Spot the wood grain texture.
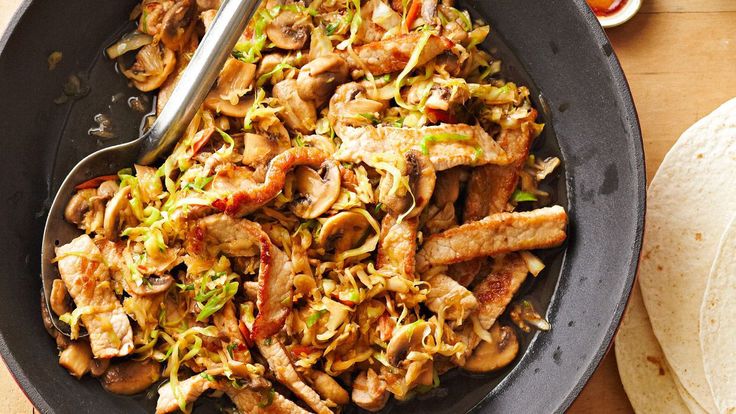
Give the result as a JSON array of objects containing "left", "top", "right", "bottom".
[
  {"left": 572, "top": 0, "right": 736, "bottom": 412},
  {"left": 0, "top": 0, "right": 734, "bottom": 413}
]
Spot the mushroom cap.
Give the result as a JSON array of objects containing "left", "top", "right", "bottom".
[
  {"left": 291, "top": 160, "right": 342, "bottom": 219},
  {"left": 100, "top": 359, "right": 162, "bottom": 395},
  {"left": 378, "top": 150, "right": 436, "bottom": 219},
  {"left": 103, "top": 186, "right": 131, "bottom": 240},
  {"left": 64, "top": 189, "right": 94, "bottom": 225},
  {"left": 463, "top": 324, "right": 519, "bottom": 373},
  {"left": 126, "top": 44, "right": 177, "bottom": 92},
  {"left": 296, "top": 55, "right": 349, "bottom": 104},
  {"left": 386, "top": 320, "right": 430, "bottom": 366},
  {"left": 266, "top": 10, "right": 312, "bottom": 50},
  {"left": 272, "top": 79, "right": 317, "bottom": 133},
  {"left": 317, "top": 211, "right": 372, "bottom": 253}
]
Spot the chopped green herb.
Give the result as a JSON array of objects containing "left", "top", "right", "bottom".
[
  {"left": 358, "top": 113, "right": 379, "bottom": 125},
  {"left": 512, "top": 190, "right": 538, "bottom": 202},
  {"left": 420, "top": 133, "right": 470, "bottom": 155},
  {"left": 305, "top": 310, "right": 327, "bottom": 328},
  {"left": 183, "top": 176, "right": 213, "bottom": 192},
  {"left": 176, "top": 283, "right": 194, "bottom": 292},
  {"left": 256, "top": 62, "right": 295, "bottom": 87},
  {"left": 199, "top": 372, "right": 215, "bottom": 382},
  {"left": 227, "top": 343, "right": 237, "bottom": 358},
  {"left": 374, "top": 202, "right": 383, "bottom": 215},
  {"left": 325, "top": 22, "right": 339, "bottom": 35}
]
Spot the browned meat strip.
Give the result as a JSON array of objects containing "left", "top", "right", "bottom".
[
  {"left": 156, "top": 374, "right": 215, "bottom": 414},
  {"left": 226, "top": 385, "right": 311, "bottom": 414},
  {"left": 416, "top": 206, "right": 567, "bottom": 270},
  {"left": 258, "top": 339, "right": 332, "bottom": 414},
  {"left": 334, "top": 123, "right": 509, "bottom": 171},
  {"left": 473, "top": 253, "right": 529, "bottom": 330},
  {"left": 212, "top": 147, "right": 328, "bottom": 216},
  {"left": 340, "top": 33, "right": 452, "bottom": 76},
  {"left": 377, "top": 215, "right": 419, "bottom": 278},
  {"left": 425, "top": 273, "right": 478, "bottom": 321},
  {"left": 464, "top": 119, "right": 536, "bottom": 221},
  {"left": 190, "top": 214, "right": 293, "bottom": 341},
  {"left": 55, "top": 235, "right": 134, "bottom": 358}
]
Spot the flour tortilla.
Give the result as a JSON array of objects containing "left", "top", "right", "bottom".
[
  {"left": 638, "top": 97, "right": 736, "bottom": 413},
  {"left": 672, "top": 370, "right": 709, "bottom": 414},
  {"left": 616, "top": 282, "right": 691, "bottom": 414},
  {"left": 700, "top": 215, "right": 736, "bottom": 413}
]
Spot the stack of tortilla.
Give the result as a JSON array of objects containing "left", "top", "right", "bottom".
[{"left": 616, "top": 98, "right": 736, "bottom": 413}]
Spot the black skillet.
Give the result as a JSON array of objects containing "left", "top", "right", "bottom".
[{"left": 0, "top": 1, "right": 644, "bottom": 413}]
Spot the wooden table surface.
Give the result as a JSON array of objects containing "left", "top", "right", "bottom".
[{"left": 1, "top": 0, "right": 735, "bottom": 412}]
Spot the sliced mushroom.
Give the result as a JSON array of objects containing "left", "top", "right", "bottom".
[
  {"left": 296, "top": 54, "right": 349, "bottom": 105},
  {"left": 317, "top": 211, "right": 372, "bottom": 253},
  {"left": 160, "top": 0, "right": 196, "bottom": 51},
  {"left": 378, "top": 150, "right": 436, "bottom": 219},
  {"left": 204, "top": 58, "right": 257, "bottom": 117},
  {"left": 123, "top": 43, "right": 177, "bottom": 92},
  {"left": 463, "top": 324, "right": 519, "bottom": 373},
  {"left": 100, "top": 359, "right": 161, "bottom": 395},
  {"left": 272, "top": 79, "right": 317, "bottom": 133},
  {"left": 291, "top": 160, "right": 341, "bottom": 219},
  {"left": 97, "top": 180, "right": 120, "bottom": 199},
  {"left": 41, "top": 292, "right": 69, "bottom": 349},
  {"left": 386, "top": 320, "right": 430, "bottom": 366},
  {"left": 64, "top": 189, "right": 94, "bottom": 225},
  {"left": 266, "top": 10, "right": 311, "bottom": 50},
  {"left": 50, "top": 279, "right": 71, "bottom": 317},
  {"left": 352, "top": 369, "right": 389, "bottom": 412},
  {"left": 328, "top": 83, "right": 386, "bottom": 127},
  {"left": 126, "top": 274, "right": 174, "bottom": 296},
  {"left": 103, "top": 186, "right": 131, "bottom": 240},
  {"left": 59, "top": 341, "right": 93, "bottom": 379},
  {"left": 90, "top": 358, "right": 111, "bottom": 377},
  {"left": 241, "top": 129, "right": 290, "bottom": 168},
  {"left": 306, "top": 369, "right": 349, "bottom": 405}
]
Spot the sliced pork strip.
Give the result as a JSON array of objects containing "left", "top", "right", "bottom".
[
  {"left": 416, "top": 206, "right": 567, "bottom": 270},
  {"left": 376, "top": 215, "right": 419, "bottom": 278},
  {"left": 334, "top": 123, "right": 509, "bottom": 171},
  {"left": 424, "top": 273, "right": 478, "bottom": 322},
  {"left": 156, "top": 374, "right": 215, "bottom": 414},
  {"left": 464, "top": 120, "right": 535, "bottom": 221},
  {"left": 212, "top": 147, "right": 328, "bottom": 217},
  {"left": 55, "top": 234, "right": 134, "bottom": 359},
  {"left": 191, "top": 214, "right": 294, "bottom": 341},
  {"left": 340, "top": 32, "right": 452, "bottom": 76},
  {"left": 473, "top": 253, "right": 529, "bottom": 330},
  {"left": 258, "top": 339, "right": 332, "bottom": 414},
  {"left": 226, "top": 385, "right": 312, "bottom": 414}
]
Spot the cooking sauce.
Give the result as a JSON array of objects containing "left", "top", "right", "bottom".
[{"left": 586, "top": 0, "right": 627, "bottom": 17}]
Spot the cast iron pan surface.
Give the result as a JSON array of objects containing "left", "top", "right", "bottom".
[{"left": 0, "top": 1, "right": 644, "bottom": 413}]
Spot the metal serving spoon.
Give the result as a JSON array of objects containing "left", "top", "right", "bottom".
[{"left": 40, "top": 0, "right": 261, "bottom": 337}]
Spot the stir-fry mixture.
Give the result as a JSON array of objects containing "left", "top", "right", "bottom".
[{"left": 44, "top": 0, "right": 568, "bottom": 412}]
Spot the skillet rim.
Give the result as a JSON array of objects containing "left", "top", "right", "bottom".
[{"left": 0, "top": 0, "right": 646, "bottom": 412}]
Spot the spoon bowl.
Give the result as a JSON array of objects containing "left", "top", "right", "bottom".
[{"left": 40, "top": 0, "right": 262, "bottom": 336}]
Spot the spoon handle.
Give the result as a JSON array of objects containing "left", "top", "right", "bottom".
[{"left": 137, "top": 0, "right": 261, "bottom": 165}]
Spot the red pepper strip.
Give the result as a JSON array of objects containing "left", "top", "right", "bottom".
[
  {"left": 330, "top": 292, "right": 357, "bottom": 307},
  {"left": 238, "top": 320, "right": 255, "bottom": 348},
  {"left": 74, "top": 174, "right": 119, "bottom": 190},
  {"left": 290, "top": 345, "right": 315, "bottom": 357},
  {"left": 426, "top": 108, "right": 457, "bottom": 124},
  {"left": 405, "top": 0, "right": 422, "bottom": 31},
  {"left": 191, "top": 127, "right": 216, "bottom": 155}
]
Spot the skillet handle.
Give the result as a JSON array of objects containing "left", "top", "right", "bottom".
[{"left": 136, "top": 0, "right": 261, "bottom": 165}]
